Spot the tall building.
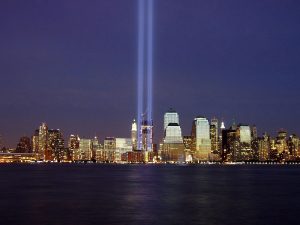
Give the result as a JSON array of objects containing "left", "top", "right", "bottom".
[
  {"left": 38, "top": 122, "right": 48, "bottom": 161},
  {"left": 164, "top": 123, "right": 183, "bottom": 144},
  {"left": 115, "top": 138, "right": 132, "bottom": 161},
  {"left": 104, "top": 137, "right": 116, "bottom": 150},
  {"left": 191, "top": 116, "right": 211, "bottom": 161},
  {"left": 164, "top": 108, "right": 180, "bottom": 131},
  {"left": 69, "top": 134, "right": 80, "bottom": 161},
  {"left": 163, "top": 109, "right": 183, "bottom": 143},
  {"left": 276, "top": 130, "right": 288, "bottom": 154},
  {"left": 258, "top": 133, "right": 270, "bottom": 161},
  {"left": 48, "top": 129, "right": 64, "bottom": 162},
  {"left": 162, "top": 109, "right": 185, "bottom": 162},
  {"left": 210, "top": 118, "right": 218, "bottom": 153},
  {"left": 131, "top": 119, "right": 137, "bottom": 150},
  {"left": 288, "top": 134, "right": 299, "bottom": 159},
  {"left": 32, "top": 129, "right": 39, "bottom": 155},
  {"left": 79, "top": 138, "right": 92, "bottom": 161},
  {"left": 140, "top": 119, "right": 153, "bottom": 151},
  {"left": 236, "top": 125, "right": 252, "bottom": 161},
  {"left": 92, "top": 136, "right": 101, "bottom": 161},
  {"left": 99, "top": 137, "right": 117, "bottom": 162}
]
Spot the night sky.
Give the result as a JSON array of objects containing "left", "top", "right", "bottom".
[{"left": 1, "top": 0, "right": 300, "bottom": 147}]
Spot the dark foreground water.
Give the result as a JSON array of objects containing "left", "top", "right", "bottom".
[{"left": 0, "top": 164, "right": 299, "bottom": 225}]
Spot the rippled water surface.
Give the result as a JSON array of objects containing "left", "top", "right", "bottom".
[{"left": 0, "top": 164, "right": 299, "bottom": 225}]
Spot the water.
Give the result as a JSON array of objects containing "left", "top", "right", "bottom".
[{"left": 0, "top": 164, "right": 299, "bottom": 225}]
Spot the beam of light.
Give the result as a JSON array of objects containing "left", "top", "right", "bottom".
[
  {"left": 137, "top": 0, "right": 145, "bottom": 150},
  {"left": 146, "top": 0, "right": 153, "bottom": 150}
]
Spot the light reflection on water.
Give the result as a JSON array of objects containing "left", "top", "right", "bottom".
[{"left": 0, "top": 164, "right": 299, "bottom": 225}]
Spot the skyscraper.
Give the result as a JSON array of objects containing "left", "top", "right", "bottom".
[
  {"left": 48, "top": 129, "right": 64, "bottom": 162},
  {"left": 236, "top": 125, "right": 252, "bottom": 161},
  {"left": 79, "top": 138, "right": 92, "bottom": 161},
  {"left": 191, "top": 116, "right": 211, "bottom": 161},
  {"left": 258, "top": 133, "right": 270, "bottom": 161},
  {"left": 69, "top": 134, "right": 80, "bottom": 161},
  {"left": 210, "top": 118, "right": 218, "bottom": 154},
  {"left": 140, "top": 119, "right": 153, "bottom": 151},
  {"left": 38, "top": 122, "right": 48, "bottom": 161},
  {"left": 162, "top": 109, "right": 185, "bottom": 162},
  {"left": 131, "top": 119, "right": 137, "bottom": 150},
  {"left": 163, "top": 109, "right": 183, "bottom": 144},
  {"left": 164, "top": 108, "right": 180, "bottom": 131}
]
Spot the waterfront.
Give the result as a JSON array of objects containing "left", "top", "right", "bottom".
[{"left": 0, "top": 164, "right": 299, "bottom": 225}]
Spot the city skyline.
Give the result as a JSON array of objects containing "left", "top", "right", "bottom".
[
  {"left": 2, "top": 108, "right": 300, "bottom": 163},
  {"left": 1, "top": 0, "right": 300, "bottom": 147}
]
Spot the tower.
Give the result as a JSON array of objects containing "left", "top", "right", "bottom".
[
  {"left": 163, "top": 109, "right": 183, "bottom": 144},
  {"left": 38, "top": 122, "right": 48, "bottom": 161},
  {"left": 131, "top": 119, "right": 137, "bottom": 150},
  {"left": 137, "top": 0, "right": 154, "bottom": 151},
  {"left": 210, "top": 118, "right": 218, "bottom": 153},
  {"left": 191, "top": 116, "right": 211, "bottom": 161},
  {"left": 162, "top": 108, "right": 185, "bottom": 162}
]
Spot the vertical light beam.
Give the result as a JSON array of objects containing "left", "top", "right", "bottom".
[
  {"left": 137, "top": 0, "right": 145, "bottom": 150},
  {"left": 146, "top": 0, "right": 153, "bottom": 150}
]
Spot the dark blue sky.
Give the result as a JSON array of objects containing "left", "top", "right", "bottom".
[{"left": 1, "top": 0, "right": 300, "bottom": 147}]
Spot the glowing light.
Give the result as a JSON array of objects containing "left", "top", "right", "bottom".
[
  {"left": 146, "top": 0, "right": 153, "bottom": 149},
  {"left": 137, "top": 0, "right": 145, "bottom": 150},
  {"left": 137, "top": 0, "right": 154, "bottom": 151}
]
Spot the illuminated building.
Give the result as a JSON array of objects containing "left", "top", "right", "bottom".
[
  {"left": 0, "top": 153, "right": 36, "bottom": 163},
  {"left": 140, "top": 119, "right": 153, "bottom": 151},
  {"left": 163, "top": 109, "right": 183, "bottom": 143},
  {"left": 276, "top": 130, "right": 288, "bottom": 154},
  {"left": 79, "top": 138, "right": 92, "bottom": 161},
  {"left": 210, "top": 118, "right": 219, "bottom": 153},
  {"left": 104, "top": 137, "right": 116, "bottom": 150},
  {"left": 210, "top": 123, "right": 218, "bottom": 153},
  {"left": 269, "top": 138, "right": 278, "bottom": 160},
  {"left": 131, "top": 119, "right": 137, "bottom": 150},
  {"left": 38, "top": 122, "right": 48, "bottom": 161},
  {"left": 48, "top": 129, "right": 64, "bottom": 162},
  {"left": 69, "top": 134, "right": 80, "bottom": 161},
  {"left": 275, "top": 130, "right": 289, "bottom": 161},
  {"left": 15, "top": 136, "right": 31, "bottom": 153},
  {"left": 92, "top": 136, "right": 102, "bottom": 161},
  {"left": 115, "top": 138, "right": 132, "bottom": 161},
  {"left": 164, "top": 108, "right": 180, "bottom": 131},
  {"left": 236, "top": 125, "right": 252, "bottom": 161},
  {"left": 258, "top": 133, "right": 270, "bottom": 161},
  {"left": 164, "top": 123, "right": 183, "bottom": 144},
  {"left": 161, "top": 109, "right": 185, "bottom": 162},
  {"left": 251, "top": 125, "right": 259, "bottom": 160},
  {"left": 32, "top": 129, "right": 39, "bottom": 154},
  {"left": 183, "top": 136, "right": 192, "bottom": 151},
  {"left": 288, "top": 134, "right": 299, "bottom": 159},
  {"left": 222, "top": 124, "right": 252, "bottom": 162},
  {"left": 96, "top": 137, "right": 116, "bottom": 162},
  {"left": 163, "top": 123, "right": 184, "bottom": 162},
  {"left": 191, "top": 116, "right": 211, "bottom": 161}
]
